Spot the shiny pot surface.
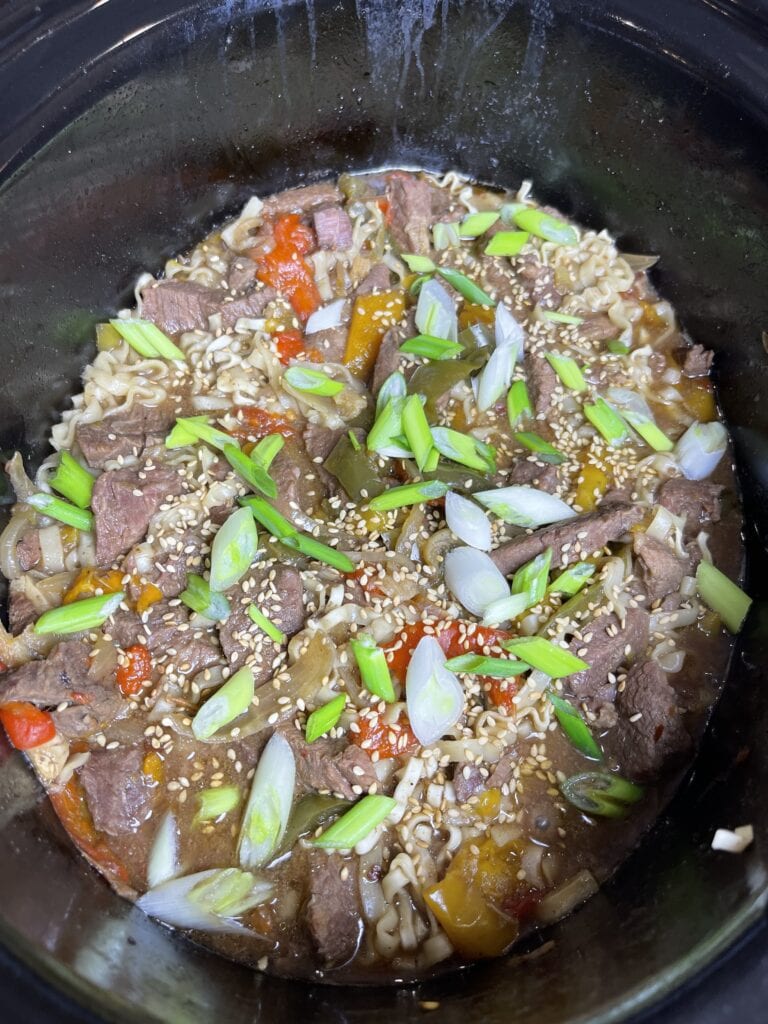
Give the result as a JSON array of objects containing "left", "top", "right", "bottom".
[{"left": 0, "top": 1, "right": 767, "bottom": 1020}]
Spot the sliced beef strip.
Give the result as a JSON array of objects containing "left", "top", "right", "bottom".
[
  {"left": 508, "top": 458, "right": 560, "bottom": 494},
  {"left": 80, "top": 747, "right": 156, "bottom": 836},
  {"left": 0, "top": 639, "right": 124, "bottom": 739},
  {"left": 355, "top": 263, "right": 393, "bottom": 295},
  {"left": 262, "top": 182, "right": 343, "bottom": 217},
  {"left": 308, "top": 325, "right": 349, "bottom": 363},
  {"left": 486, "top": 750, "right": 517, "bottom": 791},
  {"left": 613, "top": 660, "right": 691, "bottom": 780},
  {"left": 280, "top": 726, "right": 377, "bottom": 800},
  {"left": 566, "top": 607, "right": 650, "bottom": 709},
  {"left": 518, "top": 258, "right": 561, "bottom": 309},
  {"left": 371, "top": 326, "right": 404, "bottom": 396},
  {"left": 452, "top": 762, "right": 487, "bottom": 803},
  {"left": 305, "top": 849, "right": 363, "bottom": 967},
  {"left": 385, "top": 171, "right": 452, "bottom": 254},
  {"left": 91, "top": 463, "right": 185, "bottom": 566},
  {"left": 218, "top": 564, "right": 305, "bottom": 679},
  {"left": 216, "top": 285, "right": 277, "bottom": 328},
  {"left": 140, "top": 280, "right": 220, "bottom": 336},
  {"left": 227, "top": 258, "right": 258, "bottom": 294},
  {"left": 303, "top": 422, "right": 345, "bottom": 462},
  {"left": 681, "top": 343, "right": 714, "bottom": 378},
  {"left": 271, "top": 443, "right": 330, "bottom": 524},
  {"left": 109, "top": 601, "right": 221, "bottom": 678},
  {"left": 124, "top": 529, "right": 206, "bottom": 601},
  {"left": 313, "top": 205, "right": 353, "bottom": 250},
  {"left": 578, "top": 315, "right": 619, "bottom": 342},
  {"left": 632, "top": 533, "right": 685, "bottom": 602},
  {"left": 16, "top": 531, "right": 41, "bottom": 571},
  {"left": 525, "top": 351, "right": 559, "bottom": 421},
  {"left": 76, "top": 401, "right": 178, "bottom": 469},
  {"left": 8, "top": 589, "right": 37, "bottom": 635},
  {"left": 658, "top": 478, "right": 722, "bottom": 531},
  {"left": 491, "top": 502, "right": 644, "bottom": 576}
]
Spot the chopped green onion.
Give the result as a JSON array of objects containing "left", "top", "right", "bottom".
[
  {"left": 607, "top": 340, "right": 630, "bottom": 355},
  {"left": 459, "top": 211, "right": 500, "bottom": 237},
  {"left": 444, "top": 654, "right": 527, "bottom": 678},
  {"left": 507, "top": 380, "right": 533, "bottom": 427},
  {"left": 350, "top": 634, "right": 396, "bottom": 702},
  {"left": 423, "top": 447, "right": 440, "bottom": 472},
  {"left": 250, "top": 433, "right": 284, "bottom": 470},
  {"left": 49, "top": 452, "right": 93, "bottom": 509},
  {"left": 284, "top": 366, "right": 344, "bottom": 397},
  {"left": 696, "top": 561, "right": 752, "bottom": 634},
  {"left": 484, "top": 230, "right": 529, "bottom": 256},
  {"left": 546, "top": 692, "right": 603, "bottom": 760},
  {"left": 110, "top": 318, "right": 185, "bottom": 361},
  {"left": 481, "top": 592, "right": 530, "bottom": 626},
  {"left": 512, "top": 208, "right": 578, "bottom": 245},
  {"left": 503, "top": 636, "right": 589, "bottom": 678},
  {"left": 239, "top": 495, "right": 294, "bottom": 539},
  {"left": 180, "top": 574, "right": 231, "bottom": 622},
  {"left": 281, "top": 533, "right": 355, "bottom": 572},
  {"left": 499, "top": 202, "right": 526, "bottom": 224},
  {"left": 432, "top": 427, "right": 497, "bottom": 474},
  {"left": 305, "top": 694, "right": 347, "bottom": 744},
  {"left": 560, "top": 771, "right": 643, "bottom": 817},
  {"left": 399, "top": 335, "right": 464, "bottom": 360},
  {"left": 402, "top": 394, "right": 435, "bottom": 472},
  {"left": 548, "top": 562, "right": 596, "bottom": 597},
  {"left": 368, "top": 479, "right": 449, "bottom": 512},
  {"left": 416, "top": 279, "right": 459, "bottom": 342},
  {"left": 376, "top": 371, "right": 407, "bottom": 415},
  {"left": 33, "top": 591, "right": 124, "bottom": 636},
  {"left": 192, "top": 665, "right": 255, "bottom": 740},
  {"left": 194, "top": 786, "right": 241, "bottom": 824},
  {"left": 222, "top": 443, "right": 276, "bottom": 498},
  {"left": 408, "top": 274, "right": 432, "bottom": 295},
  {"left": 512, "top": 548, "right": 553, "bottom": 608},
  {"left": 165, "top": 416, "right": 233, "bottom": 452},
  {"left": 542, "top": 311, "right": 584, "bottom": 326},
  {"left": 238, "top": 732, "right": 295, "bottom": 869},
  {"left": 474, "top": 485, "right": 576, "bottom": 528},
  {"left": 348, "top": 431, "right": 362, "bottom": 452},
  {"left": 583, "top": 398, "right": 631, "bottom": 446},
  {"left": 432, "top": 222, "right": 461, "bottom": 250},
  {"left": 26, "top": 494, "right": 93, "bottom": 532},
  {"left": 401, "top": 253, "right": 436, "bottom": 273},
  {"left": 312, "top": 794, "right": 397, "bottom": 849},
  {"left": 208, "top": 507, "right": 259, "bottom": 593},
  {"left": 546, "top": 353, "right": 588, "bottom": 393},
  {"left": 605, "top": 388, "right": 673, "bottom": 452},
  {"left": 435, "top": 266, "right": 495, "bottom": 307},
  {"left": 367, "top": 397, "right": 408, "bottom": 456},
  {"left": 633, "top": 421, "right": 674, "bottom": 452},
  {"left": 514, "top": 432, "right": 566, "bottom": 465},
  {"left": 247, "top": 603, "right": 286, "bottom": 645}
]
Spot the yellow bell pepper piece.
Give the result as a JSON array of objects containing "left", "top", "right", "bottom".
[
  {"left": 63, "top": 568, "right": 124, "bottom": 605},
  {"left": 344, "top": 290, "right": 406, "bottom": 378},
  {"left": 574, "top": 461, "right": 608, "bottom": 513},
  {"left": 135, "top": 582, "right": 163, "bottom": 615}
]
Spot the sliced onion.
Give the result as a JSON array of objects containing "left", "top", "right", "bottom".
[
  {"left": 534, "top": 869, "right": 599, "bottom": 925},
  {"left": 475, "top": 485, "right": 576, "bottom": 528},
  {"left": 495, "top": 303, "right": 525, "bottom": 359},
  {"left": 476, "top": 343, "right": 516, "bottom": 412},
  {"left": 445, "top": 492, "right": 492, "bottom": 551},
  {"left": 674, "top": 421, "right": 727, "bottom": 481},
  {"left": 415, "top": 279, "right": 457, "bottom": 342},
  {"left": 137, "top": 868, "right": 273, "bottom": 934},
  {"left": 238, "top": 732, "right": 296, "bottom": 869},
  {"left": 221, "top": 196, "right": 264, "bottom": 249},
  {"left": 147, "top": 811, "right": 179, "bottom": 889},
  {"left": 405, "top": 636, "right": 465, "bottom": 746},
  {"left": 645, "top": 505, "right": 688, "bottom": 558},
  {"left": 305, "top": 298, "right": 347, "bottom": 335},
  {"left": 444, "top": 546, "right": 509, "bottom": 616}
]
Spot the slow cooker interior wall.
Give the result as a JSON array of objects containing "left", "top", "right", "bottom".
[{"left": 0, "top": 2, "right": 766, "bottom": 1021}]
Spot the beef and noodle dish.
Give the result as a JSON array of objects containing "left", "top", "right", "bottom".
[{"left": 0, "top": 171, "right": 750, "bottom": 981}]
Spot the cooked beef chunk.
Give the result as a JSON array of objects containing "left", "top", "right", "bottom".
[
  {"left": 92, "top": 463, "right": 185, "bottom": 566},
  {"left": 217, "top": 285, "right": 276, "bottom": 328},
  {"left": 262, "top": 182, "right": 343, "bottom": 217},
  {"left": 487, "top": 750, "right": 517, "bottom": 791},
  {"left": 614, "top": 660, "right": 691, "bottom": 780},
  {"left": 80, "top": 747, "right": 156, "bottom": 836},
  {"left": 525, "top": 351, "right": 559, "bottom": 420},
  {"left": 371, "top": 326, "right": 404, "bottom": 395},
  {"left": 566, "top": 608, "right": 650, "bottom": 709},
  {"left": 77, "top": 402, "right": 177, "bottom": 469},
  {"left": 125, "top": 530, "right": 206, "bottom": 600},
  {"left": 453, "top": 762, "right": 486, "bottom": 803},
  {"left": 110, "top": 601, "right": 220, "bottom": 678},
  {"left": 8, "top": 588, "right": 37, "bottom": 635},
  {"left": 578, "top": 315, "right": 619, "bottom": 342},
  {"left": 16, "top": 531, "right": 41, "bottom": 571},
  {"left": 681, "top": 343, "right": 714, "bottom": 378},
  {"left": 308, "top": 325, "right": 349, "bottom": 362},
  {"left": 313, "top": 206, "right": 353, "bottom": 250},
  {"left": 491, "top": 502, "right": 644, "bottom": 576},
  {"left": 140, "top": 280, "right": 220, "bottom": 336},
  {"left": 658, "top": 478, "right": 722, "bottom": 530},
  {"left": 519, "top": 259, "right": 561, "bottom": 309},
  {"left": 508, "top": 458, "right": 560, "bottom": 494},
  {"left": 0, "top": 639, "right": 124, "bottom": 739},
  {"left": 271, "top": 443, "right": 329, "bottom": 524},
  {"left": 227, "top": 258, "right": 258, "bottom": 294},
  {"left": 218, "top": 565, "right": 305, "bottom": 678},
  {"left": 355, "top": 263, "right": 393, "bottom": 295},
  {"left": 386, "top": 172, "right": 451, "bottom": 254},
  {"left": 303, "top": 422, "right": 345, "bottom": 462},
  {"left": 306, "top": 850, "right": 363, "bottom": 966},
  {"left": 633, "top": 533, "right": 684, "bottom": 602},
  {"left": 281, "top": 726, "right": 377, "bottom": 799}
]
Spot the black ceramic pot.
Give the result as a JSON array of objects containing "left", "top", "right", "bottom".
[{"left": 1, "top": 1, "right": 767, "bottom": 1021}]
